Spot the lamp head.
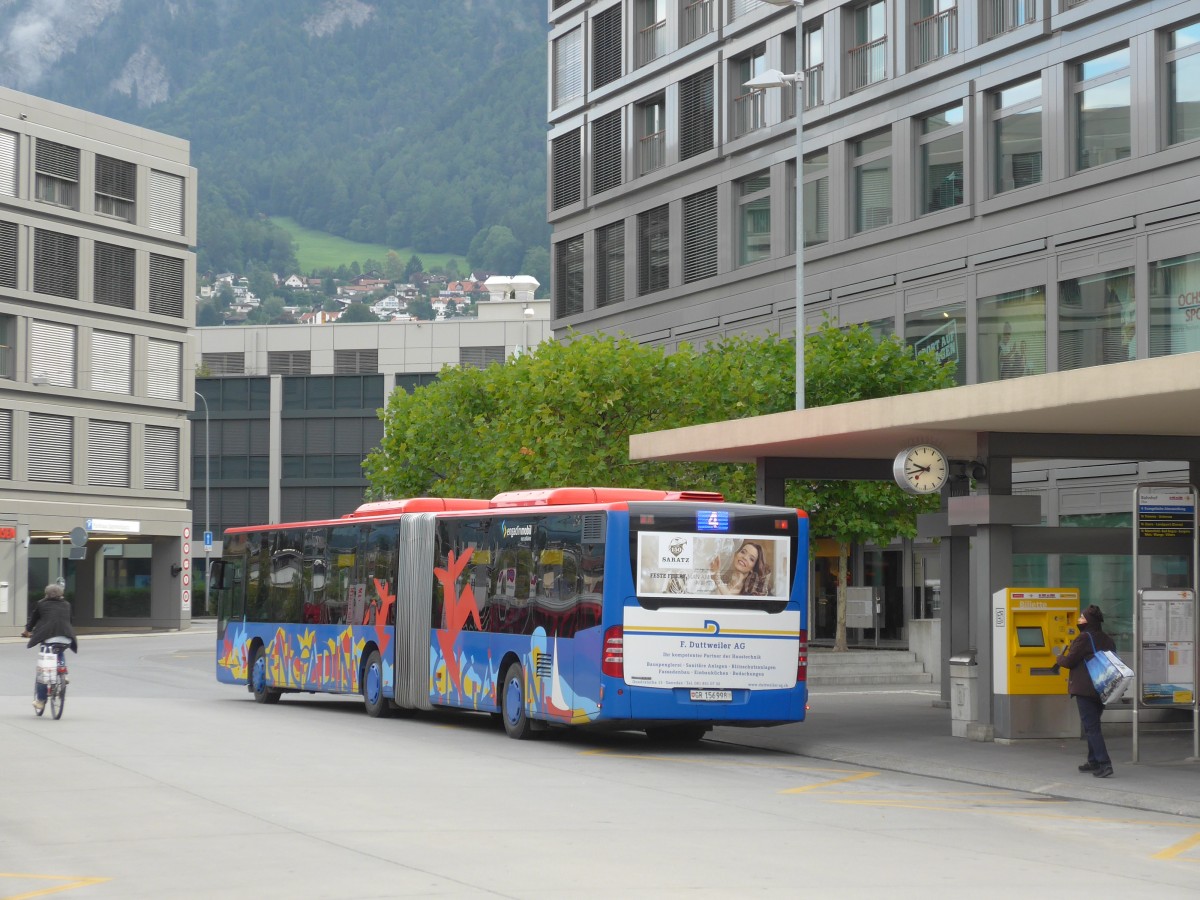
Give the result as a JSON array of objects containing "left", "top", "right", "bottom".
[
  {"left": 744, "top": 68, "right": 802, "bottom": 91},
  {"left": 523, "top": 305, "right": 535, "bottom": 319}
]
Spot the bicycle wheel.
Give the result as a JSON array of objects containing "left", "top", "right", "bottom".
[
  {"left": 50, "top": 678, "right": 66, "bottom": 720},
  {"left": 34, "top": 686, "right": 45, "bottom": 717}
]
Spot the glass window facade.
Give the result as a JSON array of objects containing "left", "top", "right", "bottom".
[
  {"left": 905, "top": 302, "right": 966, "bottom": 385},
  {"left": 737, "top": 171, "right": 771, "bottom": 265},
  {"left": 1167, "top": 22, "right": 1200, "bottom": 145},
  {"left": 1074, "top": 47, "right": 1131, "bottom": 171},
  {"left": 1058, "top": 268, "right": 1135, "bottom": 370},
  {"left": 919, "top": 106, "right": 964, "bottom": 214},
  {"left": 978, "top": 287, "right": 1046, "bottom": 382},
  {"left": 993, "top": 77, "right": 1042, "bottom": 193},
  {"left": 803, "top": 150, "right": 829, "bottom": 247},
  {"left": 1149, "top": 252, "right": 1200, "bottom": 357},
  {"left": 854, "top": 130, "right": 892, "bottom": 232}
]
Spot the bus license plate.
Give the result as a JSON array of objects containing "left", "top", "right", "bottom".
[{"left": 690, "top": 690, "right": 732, "bottom": 702}]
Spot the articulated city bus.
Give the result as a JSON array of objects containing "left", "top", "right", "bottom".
[{"left": 212, "top": 487, "right": 809, "bottom": 740}]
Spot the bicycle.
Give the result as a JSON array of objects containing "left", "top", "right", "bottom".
[{"left": 34, "top": 640, "right": 70, "bottom": 720}]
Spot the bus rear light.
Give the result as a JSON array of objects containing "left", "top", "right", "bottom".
[
  {"left": 602, "top": 626, "right": 624, "bottom": 678},
  {"left": 797, "top": 629, "right": 808, "bottom": 682}
]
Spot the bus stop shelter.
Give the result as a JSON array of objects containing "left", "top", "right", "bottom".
[{"left": 630, "top": 354, "right": 1200, "bottom": 741}]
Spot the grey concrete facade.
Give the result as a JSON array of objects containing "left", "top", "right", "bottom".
[{"left": 0, "top": 86, "right": 197, "bottom": 635}]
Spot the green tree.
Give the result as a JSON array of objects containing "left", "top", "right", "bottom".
[
  {"left": 520, "top": 246, "right": 550, "bottom": 296},
  {"left": 196, "top": 301, "right": 223, "bottom": 327},
  {"left": 385, "top": 251, "right": 405, "bottom": 281},
  {"left": 404, "top": 254, "right": 424, "bottom": 282},
  {"left": 217, "top": 283, "right": 236, "bottom": 309},
  {"left": 338, "top": 302, "right": 380, "bottom": 323},
  {"left": 407, "top": 297, "right": 434, "bottom": 321},
  {"left": 467, "top": 225, "right": 522, "bottom": 275}
]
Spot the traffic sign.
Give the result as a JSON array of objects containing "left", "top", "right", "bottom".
[{"left": 204, "top": 531, "right": 213, "bottom": 550}]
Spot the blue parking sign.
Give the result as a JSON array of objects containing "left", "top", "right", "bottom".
[{"left": 204, "top": 531, "right": 213, "bottom": 549}]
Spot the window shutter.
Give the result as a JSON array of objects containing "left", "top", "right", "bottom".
[
  {"left": 95, "top": 155, "right": 136, "bottom": 222},
  {"left": 94, "top": 242, "right": 136, "bottom": 309},
  {"left": 0, "top": 220, "right": 17, "bottom": 289},
  {"left": 305, "top": 419, "right": 334, "bottom": 454},
  {"left": 90, "top": 330, "right": 133, "bottom": 394},
  {"left": 28, "top": 412, "right": 73, "bottom": 483},
  {"left": 30, "top": 320, "right": 76, "bottom": 387},
  {"left": 268, "top": 351, "right": 311, "bottom": 375},
  {"left": 553, "top": 28, "right": 583, "bottom": 107},
  {"left": 149, "top": 254, "right": 184, "bottom": 317},
  {"left": 683, "top": 188, "right": 718, "bottom": 283},
  {"left": 554, "top": 236, "right": 584, "bottom": 317},
  {"left": 0, "top": 409, "right": 11, "bottom": 479},
  {"left": 36, "top": 141, "right": 79, "bottom": 180},
  {"left": 334, "top": 349, "right": 378, "bottom": 374},
  {"left": 731, "top": 0, "right": 762, "bottom": 18},
  {"left": 458, "top": 346, "right": 506, "bottom": 369},
  {"left": 637, "top": 205, "right": 670, "bottom": 295},
  {"left": 144, "top": 425, "right": 180, "bottom": 491},
  {"left": 595, "top": 221, "right": 625, "bottom": 308},
  {"left": 858, "top": 163, "right": 892, "bottom": 229},
  {"left": 0, "top": 130, "right": 16, "bottom": 198},
  {"left": 551, "top": 129, "right": 582, "bottom": 210},
  {"left": 201, "top": 352, "right": 245, "bottom": 375},
  {"left": 592, "top": 5, "right": 622, "bottom": 89},
  {"left": 147, "top": 339, "right": 182, "bottom": 401},
  {"left": 88, "top": 420, "right": 131, "bottom": 487},
  {"left": 250, "top": 419, "right": 270, "bottom": 455},
  {"left": 33, "top": 230, "right": 79, "bottom": 299},
  {"left": 680, "top": 69, "right": 714, "bottom": 160},
  {"left": 592, "top": 111, "right": 622, "bottom": 195},
  {"left": 148, "top": 170, "right": 184, "bottom": 234}
]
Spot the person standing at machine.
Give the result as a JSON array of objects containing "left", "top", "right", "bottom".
[{"left": 1055, "top": 604, "right": 1115, "bottom": 778}]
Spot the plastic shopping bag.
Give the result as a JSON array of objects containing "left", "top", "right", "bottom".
[{"left": 1085, "top": 633, "right": 1134, "bottom": 704}]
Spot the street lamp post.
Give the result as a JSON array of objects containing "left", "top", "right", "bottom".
[
  {"left": 749, "top": 0, "right": 805, "bottom": 410},
  {"left": 193, "top": 389, "right": 211, "bottom": 616}
]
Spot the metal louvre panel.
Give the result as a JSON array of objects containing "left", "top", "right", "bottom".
[
  {"left": 30, "top": 320, "right": 76, "bottom": 387},
  {"left": 28, "top": 412, "right": 72, "bottom": 483},
  {"left": 591, "top": 5, "right": 622, "bottom": 89},
  {"left": 93, "top": 242, "right": 136, "bottom": 309},
  {"left": 144, "top": 425, "right": 180, "bottom": 491},
  {"left": 554, "top": 236, "right": 583, "bottom": 317},
  {"left": 148, "top": 254, "right": 184, "bottom": 317},
  {"left": 223, "top": 487, "right": 250, "bottom": 526},
  {"left": 87, "top": 420, "right": 131, "bottom": 487},
  {"left": 551, "top": 128, "right": 581, "bottom": 210},
  {"left": 249, "top": 419, "right": 269, "bottom": 455},
  {"left": 0, "top": 409, "right": 11, "bottom": 478},
  {"left": 201, "top": 352, "right": 245, "bottom": 375},
  {"left": 592, "top": 111, "right": 622, "bottom": 195},
  {"left": 306, "top": 418, "right": 334, "bottom": 454},
  {"left": 0, "top": 130, "right": 16, "bottom": 197},
  {"left": 90, "top": 330, "right": 133, "bottom": 394},
  {"left": 637, "top": 205, "right": 670, "bottom": 295},
  {"left": 148, "top": 170, "right": 184, "bottom": 234},
  {"left": 394, "top": 512, "right": 436, "bottom": 710},
  {"left": 731, "top": 0, "right": 762, "bottom": 18},
  {"left": 95, "top": 155, "right": 136, "bottom": 201},
  {"left": 333, "top": 418, "right": 362, "bottom": 454},
  {"left": 682, "top": 188, "right": 718, "bottom": 283},
  {"left": 680, "top": 68, "right": 714, "bottom": 160},
  {"left": 280, "top": 419, "right": 304, "bottom": 448},
  {"left": 221, "top": 420, "right": 249, "bottom": 455},
  {"left": 334, "top": 349, "right": 377, "bottom": 374},
  {"left": 146, "top": 339, "right": 182, "bottom": 401},
  {"left": 33, "top": 229, "right": 79, "bottom": 299},
  {"left": 334, "top": 486, "right": 364, "bottom": 513},
  {"left": 35, "top": 140, "right": 79, "bottom": 180},
  {"left": 595, "top": 221, "right": 624, "bottom": 308},
  {"left": 363, "top": 417, "right": 383, "bottom": 446},
  {"left": 552, "top": 27, "right": 582, "bottom": 107},
  {"left": 280, "top": 488, "right": 304, "bottom": 522},
  {"left": 0, "top": 220, "right": 16, "bottom": 288},
  {"left": 268, "top": 351, "right": 311, "bottom": 375},
  {"left": 458, "top": 346, "right": 505, "bottom": 370}
]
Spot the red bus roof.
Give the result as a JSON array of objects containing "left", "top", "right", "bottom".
[
  {"left": 489, "top": 487, "right": 724, "bottom": 507},
  {"left": 345, "top": 497, "right": 492, "bottom": 518}
]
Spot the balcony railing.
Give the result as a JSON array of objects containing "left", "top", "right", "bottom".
[
  {"left": 847, "top": 36, "right": 887, "bottom": 92},
  {"left": 732, "top": 91, "right": 764, "bottom": 138},
  {"left": 804, "top": 64, "right": 823, "bottom": 110},
  {"left": 912, "top": 7, "right": 957, "bottom": 67},
  {"left": 638, "top": 131, "right": 666, "bottom": 175},
  {"left": 682, "top": 0, "right": 714, "bottom": 45},
  {"left": 983, "top": 0, "right": 1035, "bottom": 41},
  {"left": 637, "top": 20, "right": 667, "bottom": 67}
]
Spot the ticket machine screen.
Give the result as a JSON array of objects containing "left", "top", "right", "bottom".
[{"left": 1016, "top": 626, "right": 1045, "bottom": 648}]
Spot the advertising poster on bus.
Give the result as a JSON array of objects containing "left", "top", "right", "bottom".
[{"left": 635, "top": 532, "right": 791, "bottom": 602}]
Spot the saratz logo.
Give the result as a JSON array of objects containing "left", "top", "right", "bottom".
[
  {"left": 502, "top": 522, "right": 533, "bottom": 540},
  {"left": 659, "top": 534, "right": 694, "bottom": 569}
]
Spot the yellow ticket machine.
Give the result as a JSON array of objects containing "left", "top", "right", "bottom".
[{"left": 992, "top": 588, "right": 1080, "bottom": 740}]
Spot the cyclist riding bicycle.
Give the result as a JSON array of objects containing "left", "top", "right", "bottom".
[{"left": 22, "top": 583, "right": 77, "bottom": 714}]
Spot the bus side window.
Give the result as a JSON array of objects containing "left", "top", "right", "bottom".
[{"left": 245, "top": 534, "right": 270, "bottom": 622}]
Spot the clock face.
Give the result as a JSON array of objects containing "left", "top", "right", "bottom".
[{"left": 893, "top": 445, "right": 948, "bottom": 495}]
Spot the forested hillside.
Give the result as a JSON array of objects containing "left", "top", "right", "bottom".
[{"left": 0, "top": 0, "right": 548, "bottom": 276}]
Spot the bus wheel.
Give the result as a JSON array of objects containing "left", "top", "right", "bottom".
[
  {"left": 645, "top": 724, "right": 709, "bottom": 743},
  {"left": 501, "top": 663, "right": 531, "bottom": 740},
  {"left": 250, "top": 647, "right": 281, "bottom": 705},
  {"left": 362, "top": 650, "right": 390, "bottom": 718}
]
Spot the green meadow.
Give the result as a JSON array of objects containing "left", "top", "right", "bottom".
[{"left": 270, "top": 217, "right": 460, "bottom": 274}]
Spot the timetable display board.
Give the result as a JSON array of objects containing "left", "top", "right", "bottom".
[{"left": 1138, "top": 590, "right": 1196, "bottom": 707}]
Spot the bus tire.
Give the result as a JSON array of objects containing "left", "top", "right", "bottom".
[
  {"left": 362, "top": 650, "right": 390, "bottom": 718},
  {"left": 501, "top": 662, "right": 532, "bottom": 740},
  {"left": 645, "top": 724, "right": 709, "bottom": 743},
  {"left": 250, "top": 646, "right": 281, "bottom": 705}
]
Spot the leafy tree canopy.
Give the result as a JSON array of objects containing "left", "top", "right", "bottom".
[{"left": 338, "top": 302, "right": 380, "bottom": 324}]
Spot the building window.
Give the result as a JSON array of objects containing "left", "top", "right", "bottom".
[
  {"left": 28, "top": 413, "right": 73, "bottom": 484},
  {"left": 803, "top": 150, "right": 829, "bottom": 247},
  {"left": 804, "top": 25, "right": 824, "bottom": 109},
  {"left": 29, "top": 321, "right": 76, "bottom": 388},
  {"left": 148, "top": 170, "right": 184, "bottom": 234},
  {"left": 637, "top": 94, "right": 667, "bottom": 175},
  {"left": 978, "top": 287, "right": 1045, "bottom": 382},
  {"left": 863, "top": 316, "right": 896, "bottom": 341},
  {"left": 680, "top": 69, "right": 714, "bottom": 160},
  {"left": 552, "top": 27, "right": 583, "bottom": 108},
  {"left": 992, "top": 76, "right": 1042, "bottom": 194},
  {"left": 395, "top": 373, "right": 438, "bottom": 394},
  {"left": 592, "top": 5, "right": 622, "bottom": 89},
  {"left": 1058, "top": 268, "right": 1135, "bottom": 370},
  {"left": 1167, "top": 22, "right": 1200, "bottom": 146},
  {"left": 334, "top": 349, "right": 379, "bottom": 374},
  {"left": 144, "top": 426, "right": 180, "bottom": 491},
  {"left": 554, "top": 235, "right": 584, "bottom": 317},
  {"left": 736, "top": 172, "right": 771, "bottom": 266},
  {"left": 853, "top": 130, "right": 892, "bottom": 232},
  {"left": 982, "top": 0, "right": 1035, "bottom": 41},
  {"left": 848, "top": 1, "right": 887, "bottom": 92},
  {"left": 732, "top": 48, "right": 766, "bottom": 138},
  {"left": 1149, "top": 253, "right": 1200, "bottom": 357},
  {"left": 637, "top": 204, "right": 670, "bottom": 296},
  {"left": 88, "top": 420, "right": 131, "bottom": 488},
  {"left": 551, "top": 128, "right": 582, "bottom": 210},
  {"left": 147, "top": 339, "right": 183, "bottom": 401},
  {"left": 906, "top": 303, "right": 967, "bottom": 385},
  {"left": 268, "top": 351, "right": 312, "bottom": 375},
  {"left": 596, "top": 221, "right": 625, "bottom": 307},
  {"left": 34, "top": 140, "right": 79, "bottom": 210},
  {"left": 1074, "top": 47, "right": 1130, "bottom": 171},
  {"left": 95, "top": 155, "right": 136, "bottom": 222},
  {"left": 730, "top": 0, "right": 761, "bottom": 19},
  {"left": 0, "top": 409, "right": 10, "bottom": 478},
  {"left": 592, "top": 111, "right": 623, "bottom": 195},
  {"left": 0, "top": 130, "right": 17, "bottom": 198},
  {"left": 636, "top": 0, "right": 667, "bottom": 67},
  {"left": 90, "top": 330, "right": 133, "bottom": 395},
  {"left": 201, "top": 353, "right": 246, "bottom": 376},
  {"left": 459, "top": 347, "right": 506, "bottom": 369},
  {"left": 94, "top": 242, "right": 136, "bottom": 309},
  {"left": 33, "top": 229, "right": 79, "bottom": 299},
  {"left": 919, "top": 106, "right": 964, "bottom": 214},
  {"left": 912, "top": 0, "right": 957, "bottom": 68},
  {"left": 0, "top": 315, "right": 13, "bottom": 379},
  {"left": 683, "top": 188, "right": 718, "bottom": 283},
  {"left": 682, "top": 0, "right": 714, "bottom": 45},
  {"left": 0, "top": 220, "right": 16, "bottom": 289}
]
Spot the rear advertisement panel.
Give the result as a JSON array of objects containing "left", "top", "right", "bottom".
[{"left": 636, "top": 531, "right": 791, "bottom": 602}]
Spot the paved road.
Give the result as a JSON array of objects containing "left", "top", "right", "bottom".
[{"left": 1, "top": 630, "right": 1198, "bottom": 898}]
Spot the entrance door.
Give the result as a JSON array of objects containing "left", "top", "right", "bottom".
[{"left": 863, "top": 548, "right": 904, "bottom": 645}]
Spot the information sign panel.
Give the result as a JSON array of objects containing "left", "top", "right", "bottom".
[{"left": 1138, "top": 590, "right": 1196, "bottom": 707}]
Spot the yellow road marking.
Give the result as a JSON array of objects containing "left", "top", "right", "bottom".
[
  {"left": 1152, "top": 831, "right": 1200, "bottom": 862},
  {"left": 0, "top": 875, "right": 111, "bottom": 899},
  {"left": 783, "top": 771, "right": 878, "bottom": 792}
]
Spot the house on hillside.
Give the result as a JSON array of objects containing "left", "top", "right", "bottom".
[
  {"left": 283, "top": 274, "right": 306, "bottom": 289},
  {"left": 298, "top": 310, "right": 341, "bottom": 325}
]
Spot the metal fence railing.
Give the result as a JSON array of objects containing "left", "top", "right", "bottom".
[
  {"left": 638, "top": 131, "right": 666, "bottom": 175},
  {"left": 982, "top": 0, "right": 1035, "bottom": 41},
  {"left": 681, "top": 0, "right": 714, "bottom": 45},
  {"left": 912, "top": 7, "right": 957, "bottom": 67},
  {"left": 637, "top": 20, "right": 667, "bottom": 67},
  {"left": 848, "top": 36, "right": 887, "bottom": 92}
]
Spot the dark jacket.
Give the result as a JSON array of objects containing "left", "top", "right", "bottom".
[
  {"left": 1055, "top": 621, "right": 1113, "bottom": 699},
  {"left": 24, "top": 596, "right": 78, "bottom": 652}
]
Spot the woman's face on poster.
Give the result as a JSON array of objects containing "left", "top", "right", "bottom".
[{"left": 733, "top": 543, "right": 760, "bottom": 573}]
